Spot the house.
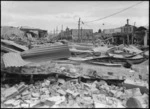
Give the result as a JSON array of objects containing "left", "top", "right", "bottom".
[
  {"left": 121, "top": 20, "right": 136, "bottom": 34},
  {"left": 103, "top": 27, "right": 121, "bottom": 35},
  {"left": 103, "top": 27, "right": 122, "bottom": 43},
  {"left": 102, "top": 19, "right": 137, "bottom": 45},
  {"left": 19, "top": 26, "right": 48, "bottom": 39},
  {"left": 134, "top": 26, "right": 149, "bottom": 46}
]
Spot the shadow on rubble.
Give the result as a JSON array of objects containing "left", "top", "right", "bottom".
[
  {"left": 80, "top": 77, "right": 124, "bottom": 86},
  {"left": 1, "top": 71, "right": 125, "bottom": 88},
  {"left": 1, "top": 72, "right": 71, "bottom": 86}
]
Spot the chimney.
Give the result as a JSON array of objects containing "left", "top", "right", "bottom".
[{"left": 127, "top": 19, "right": 129, "bottom": 25}]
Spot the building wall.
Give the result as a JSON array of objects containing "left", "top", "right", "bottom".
[
  {"left": 39, "top": 31, "right": 48, "bottom": 38},
  {"left": 93, "top": 33, "right": 102, "bottom": 39},
  {"left": 103, "top": 25, "right": 135, "bottom": 35},
  {"left": 71, "top": 29, "right": 93, "bottom": 40},
  {"left": 121, "top": 25, "right": 134, "bottom": 34},
  {"left": 71, "top": 29, "right": 78, "bottom": 40},
  {"left": 103, "top": 28, "right": 121, "bottom": 35}
]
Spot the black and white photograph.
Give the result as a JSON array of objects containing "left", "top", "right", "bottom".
[{"left": 1, "top": 1, "right": 149, "bottom": 108}]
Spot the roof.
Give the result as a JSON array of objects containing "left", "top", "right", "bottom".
[
  {"left": 19, "top": 26, "right": 47, "bottom": 32},
  {"left": 2, "top": 44, "right": 71, "bottom": 67},
  {"left": 123, "top": 24, "right": 137, "bottom": 28},
  {"left": 136, "top": 26, "right": 147, "bottom": 31}
]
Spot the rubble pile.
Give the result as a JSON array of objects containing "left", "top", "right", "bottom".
[
  {"left": 1, "top": 26, "right": 29, "bottom": 46},
  {"left": 1, "top": 26, "right": 149, "bottom": 108},
  {"left": 1, "top": 76, "right": 149, "bottom": 108},
  {"left": 1, "top": 62, "right": 149, "bottom": 108}
]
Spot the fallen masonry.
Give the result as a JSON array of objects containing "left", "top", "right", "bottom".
[
  {"left": 1, "top": 56, "right": 149, "bottom": 108},
  {"left": 1, "top": 73, "right": 149, "bottom": 108},
  {"left": 1, "top": 34, "right": 149, "bottom": 108}
]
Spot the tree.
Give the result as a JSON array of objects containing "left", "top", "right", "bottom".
[{"left": 98, "top": 29, "right": 102, "bottom": 33}]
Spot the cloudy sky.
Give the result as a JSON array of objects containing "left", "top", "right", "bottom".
[{"left": 1, "top": 1, "right": 149, "bottom": 32}]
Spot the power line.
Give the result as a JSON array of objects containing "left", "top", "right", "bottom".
[
  {"left": 83, "top": 23, "right": 99, "bottom": 31},
  {"left": 84, "top": 1, "right": 144, "bottom": 24}
]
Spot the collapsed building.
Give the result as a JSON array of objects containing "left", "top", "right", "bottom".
[
  {"left": 19, "top": 26, "right": 48, "bottom": 39},
  {"left": 102, "top": 19, "right": 149, "bottom": 46},
  {"left": 1, "top": 24, "right": 149, "bottom": 108}
]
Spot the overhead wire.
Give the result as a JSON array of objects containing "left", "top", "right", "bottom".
[{"left": 84, "top": 1, "right": 144, "bottom": 24}]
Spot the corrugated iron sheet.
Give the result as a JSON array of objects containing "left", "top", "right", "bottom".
[
  {"left": 69, "top": 44, "right": 93, "bottom": 51},
  {"left": 1, "top": 45, "right": 21, "bottom": 53},
  {"left": 2, "top": 53, "right": 31, "bottom": 67},
  {"left": 21, "top": 44, "right": 71, "bottom": 63},
  {"left": 2, "top": 44, "right": 71, "bottom": 67},
  {"left": 1, "top": 39, "right": 28, "bottom": 52}
]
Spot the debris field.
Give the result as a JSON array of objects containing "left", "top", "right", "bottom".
[{"left": 1, "top": 26, "right": 149, "bottom": 108}]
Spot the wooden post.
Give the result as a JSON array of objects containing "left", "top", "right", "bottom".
[
  {"left": 132, "top": 33, "right": 134, "bottom": 44},
  {"left": 55, "top": 73, "right": 59, "bottom": 82},
  {"left": 30, "top": 75, "right": 34, "bottom": 83},
  {"left": 144, "top": 30, "right": 148, "bottom": 47},
  {"left": 127, "top": 34, "right": 129, "bottom": 45},
  {"left": 112, "top": 36, "right": 114, "bottom": 43},
  {"left": 122, "top": 35, "right": 124, "bottom": 45},
  {"left": 54, "top": 29, "right": 55, "bottom": 37},
  {"left": 78, "top": 77, "right": 81, "bottom": 83},
  {"left": 81, "top": 27, "right": 82, "bottom": 42},
  {"left": 133, "top": 22, "right": 136, "bottom": 44},
  {"left": 56, "top": 26, "right": 58, "bottom": 35},
  {"left": 61, "top": 25, "right": 63, "bottom": 40},
  {"left": 78, "top": 18, "right": 81, "bottom": 42}
]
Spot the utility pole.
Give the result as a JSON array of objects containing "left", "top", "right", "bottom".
[
  {"left": 54, "top": 29, "right": 55, "bottom": 36},
  {"left": 132, "top": 22, "right": 136, "bottom": 44},
  {"left": 144, "top": 30, "right": 148, "bottom": 47},
  {"left": 78, "top": 18, "right": 81, "bottom": 42},
  {"left": 127, "top": 19, "right": 130, "bottom": 45},
  {"left": 56, "top": 26, "right": 58, "bottom": 35},
  {"left": 81, "top": 27, "right": 82, "bottom": 42},
  {"left": 61, "top": 25, "right": 63, "bottom": 40},
  {"left": 134, "top": 22, "right": 136, "bottom": 26},
  {"left": 62, "top": 25, "right": 63, "bottom": 33}
]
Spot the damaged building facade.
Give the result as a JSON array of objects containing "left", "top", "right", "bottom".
[
  {"left": 103, "top": 19, "right": 149, "bottom": 46},
  {"left": 58, "top": 27, "right": 93, "bottom": 42},
  {"left": 19, "top": 26, "right": 48, "bottom": 40}
]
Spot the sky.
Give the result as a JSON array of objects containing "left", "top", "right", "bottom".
[{"left": 1, "top": 1, "right": 149, "bottom": 33}]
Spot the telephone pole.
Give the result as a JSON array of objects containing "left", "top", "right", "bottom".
[
  {"left": 81, "top": 27, "right": 82, "bottom": 42},
  {"left": 56, "top": 26, "right": 58, "bottom": 35},
  {"left": 127, "top": 19, "right": 130, "bottom": 45},
  {"left": 62, "top": 25, "right": 63, "bottom": 31},
  {"left": 134, "top": 22, "right": 136, "bottom": 26},
  {"left": 78, "top": 18, "right": 81, "bottom": 42},
  {"left": 132, "top": 22, "right": 136, "bottom": 44},
  {"left": 61, "top": 25, "right": 63, "bottom": 40},
  {"left": 54, "top": 29, "right": 55, "bottom": 36}
]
